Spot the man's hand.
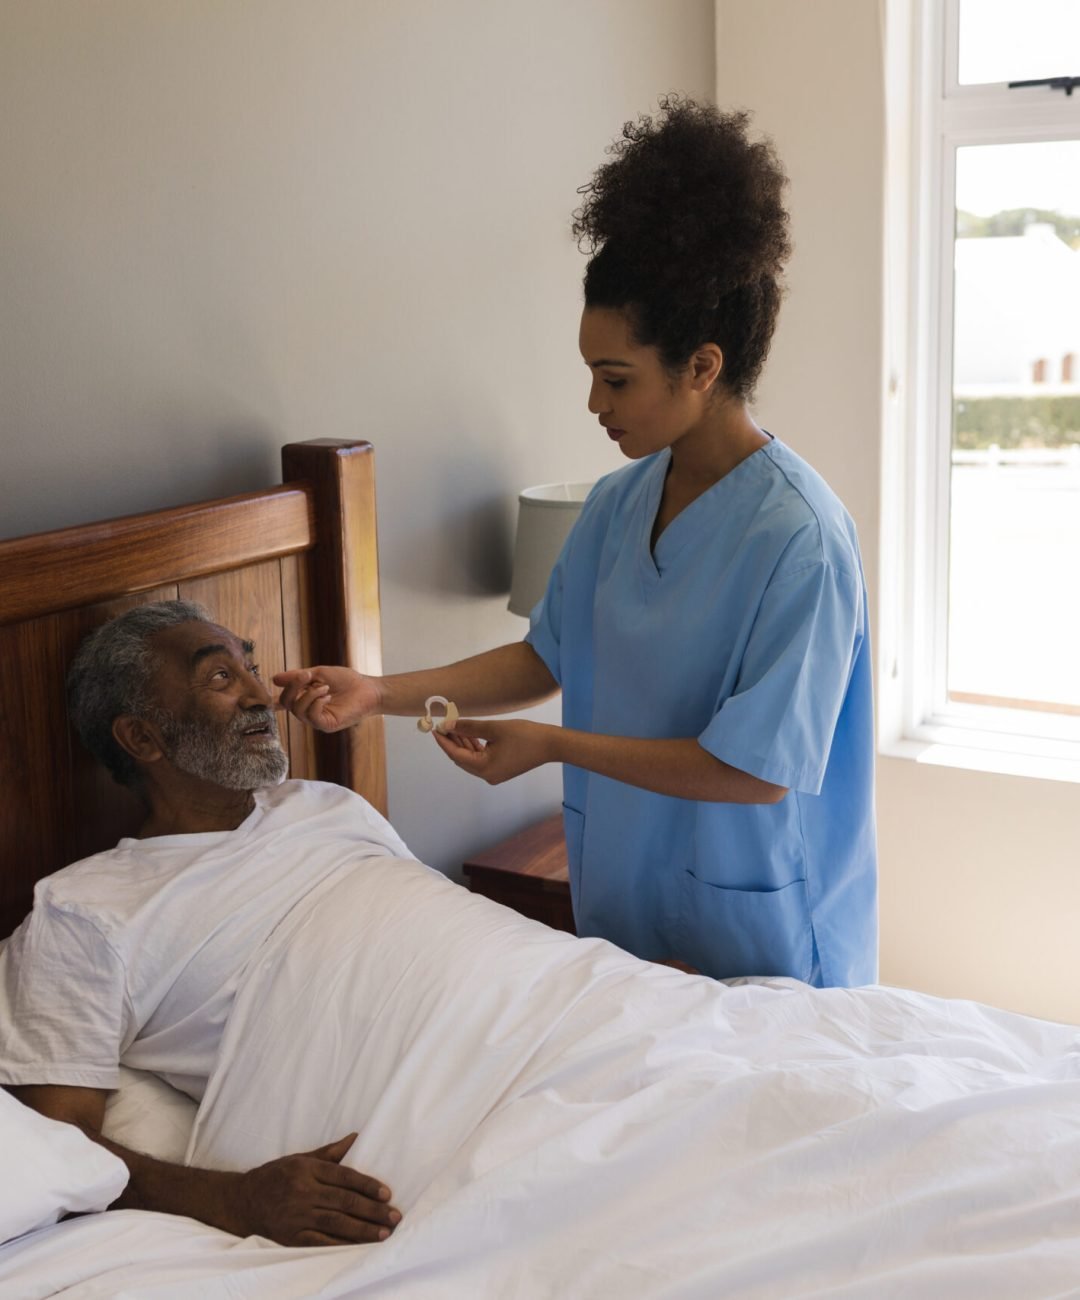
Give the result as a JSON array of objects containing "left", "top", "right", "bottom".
[
  {"left": 232, "top": 1133, "right": 401, "bottom": 1247},
  {"left": 274, "top": 667, "right": 381, "bottom": 733},
  {"left": 432, "top": 718, "right": 556, "bottom": 785},
  {"left": 12, "top": 1086, "right": 400, "bottom": 1249}
]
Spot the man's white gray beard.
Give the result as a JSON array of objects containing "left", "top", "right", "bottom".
[{"left": 156, "top": 709, "right": 289, "bottom": 790}]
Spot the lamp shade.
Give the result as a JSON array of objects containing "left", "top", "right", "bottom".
[{"left": 508, "top": 482, "right": 592, "bottom": 617}]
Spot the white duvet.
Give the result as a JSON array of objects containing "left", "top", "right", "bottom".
[{"left": 4, "top": 855, "right": 1080, "bottom": 1298}]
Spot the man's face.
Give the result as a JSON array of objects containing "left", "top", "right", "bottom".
[{"left": 144, "top": 621, "right": 289, "bottom": 791}]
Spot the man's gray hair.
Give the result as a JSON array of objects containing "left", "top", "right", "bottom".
[{"left": 67, "top": 599, "right": 214, "bottom": 788}]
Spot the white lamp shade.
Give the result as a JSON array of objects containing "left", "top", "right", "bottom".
[{"left": 508, "top": 482, "right": 593, "bottom": 617}]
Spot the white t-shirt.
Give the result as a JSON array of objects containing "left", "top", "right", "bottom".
[{"left": 0, "top": 781, "right": 411, "bottom": 1100}]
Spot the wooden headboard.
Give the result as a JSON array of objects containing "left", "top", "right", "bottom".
[{"left": 0, "top": 439, "right": 386, "bottom": 939}]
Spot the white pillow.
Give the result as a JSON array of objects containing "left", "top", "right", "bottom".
[
  {"left": 0, "top": 1088, "right": 128, "bottom": 1244},
  {"left": 102, "top": 1067, "right": 198, "bottom": 1165}
]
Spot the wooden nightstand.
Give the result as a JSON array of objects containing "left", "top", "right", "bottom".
[{"left": 462, "top": 813, "right": 575, "bottom": 934}]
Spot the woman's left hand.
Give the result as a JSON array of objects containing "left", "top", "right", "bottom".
[{"left": 432, "top": 719, "right": 556, "bottom": 785}]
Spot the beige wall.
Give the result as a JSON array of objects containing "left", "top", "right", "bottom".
[
  {"left": 717, "top": 0, "right": 1080, "bottom": 1025},
  {"left": 6, "top": 1, "right": 1073, "bottom": 1024},
  {"left": 0, "top": 0, "right": 714, "bottom": 873}
]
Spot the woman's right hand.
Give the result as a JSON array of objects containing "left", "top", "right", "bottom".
[{"left": 273, "top": 666, "right": 382, "bottom": 732}]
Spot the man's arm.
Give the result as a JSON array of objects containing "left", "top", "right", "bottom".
[{"left": 11, "top": 1083, "right": 400, "bottom": 1247}]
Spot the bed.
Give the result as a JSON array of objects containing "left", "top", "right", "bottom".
[{"left": 1, "top": 439, "right": 1079, "bottom": 1299}]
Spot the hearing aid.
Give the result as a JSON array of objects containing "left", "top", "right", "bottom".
[{"left": 417, "top": 695, "right": 460, "bottom": 735}]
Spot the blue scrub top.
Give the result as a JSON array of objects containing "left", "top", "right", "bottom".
[{"left": 526, "top": 437, "right": 877, "bottom": 987}]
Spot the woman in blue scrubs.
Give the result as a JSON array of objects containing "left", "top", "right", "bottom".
[{"left": 277, "top": 97, "right": 877, "bottom": 986}]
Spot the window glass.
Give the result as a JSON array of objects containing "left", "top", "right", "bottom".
[
  {"left": 958, "top": 0, "right": 1080, "bottom": 86},
  {"left": 949, "top": 139, "right": 1080, "bottom": 713}
]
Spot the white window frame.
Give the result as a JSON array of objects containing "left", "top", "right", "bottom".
[{"left": 880, "top": 0, "right": 1080, "bottom": 783}]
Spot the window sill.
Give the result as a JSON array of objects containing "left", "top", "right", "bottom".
[{"left": 879, "top": 734, "right": 1080, "bottom": 785}]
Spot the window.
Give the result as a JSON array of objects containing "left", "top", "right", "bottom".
[{"left": 882, "top": 0, "right": 1080, "bottom": 780}]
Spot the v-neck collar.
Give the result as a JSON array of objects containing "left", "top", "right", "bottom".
[{"left": 638, "top": 438, "right": 775, "bottom": 585}]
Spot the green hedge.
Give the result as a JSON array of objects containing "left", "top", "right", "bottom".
[
  {"left": 953, "top": 395, "right": 1080, "bottom": 450},
  {"left": 957, "top": 208, "right": 1080, "bottom": 248}
]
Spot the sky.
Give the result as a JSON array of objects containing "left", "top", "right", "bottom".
[
  {"left": 959, "top": 0, "right": 1080, "bottom": 86},
  {"left": 956, "top": 140, "right": 1080, "bottom": 218}
]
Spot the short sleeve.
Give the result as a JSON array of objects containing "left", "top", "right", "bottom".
[
  {"left": 0, "top": 902, "right": 128, "bottom": 1089},
  {"left": 524, "top": 477, "right": 612, "bottom": 687},
  {"left": 699, "top": 561, "right": 863, "bottom": 795}
]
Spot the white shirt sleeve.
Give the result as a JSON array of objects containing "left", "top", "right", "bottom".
[{"left": 0, "top": 900, "right": 129, "bottom": 1090}]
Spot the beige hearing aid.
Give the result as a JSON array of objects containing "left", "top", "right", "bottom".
[{"left": 418, "top": 695, "right": 459, "bottom": 735}]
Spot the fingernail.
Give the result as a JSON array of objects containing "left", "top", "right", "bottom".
[
  {"left": 389, "top": 1210, "right": 401, "bottom": 1224},
  {"left": 378, "top": 1227, "right": 389, "bottom": 1240},
  {"left": 379, "top": 1186, "right": 390, "bottom": 1201}
]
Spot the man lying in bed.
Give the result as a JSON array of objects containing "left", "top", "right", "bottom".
[{"left": 0, "top": 601, "right": 405, "bottom": 1248}]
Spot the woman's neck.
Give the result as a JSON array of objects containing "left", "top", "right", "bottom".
[
  {"left": 651, "top": 401, "right": 768, "bottom": 548},
  {"left": 668, "top": 397, "right": 768, "bottom": 488}
]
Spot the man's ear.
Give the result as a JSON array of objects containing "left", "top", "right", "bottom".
[{"left": 112, "top": 715, "right": 166, "bottom": 766}]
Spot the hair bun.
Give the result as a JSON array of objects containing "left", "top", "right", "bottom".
[{"left": 573, "top": 96, "right": 790, "bottom": 400}]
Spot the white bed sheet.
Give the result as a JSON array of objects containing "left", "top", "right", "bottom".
[
  {"left": 5, "top": 856, "right": 1079, "bottom": 1299},
  {"left": 102, "top": 1066, "right": 198, "bottom": 1164},
  {"left": 0, "top": 1210, "right": 363, "bottom": 1300},
  {"left": 188, "top": 856, "right": 1080, "bottom": 1298}
]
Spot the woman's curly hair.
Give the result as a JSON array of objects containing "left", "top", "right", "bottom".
[{"left": 573, "top": 95, "right": 791, "bottom": 401}]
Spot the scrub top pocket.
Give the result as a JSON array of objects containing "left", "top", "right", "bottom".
[{"left": 677, "top": 873, "right": 814, "bottom": 982}]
